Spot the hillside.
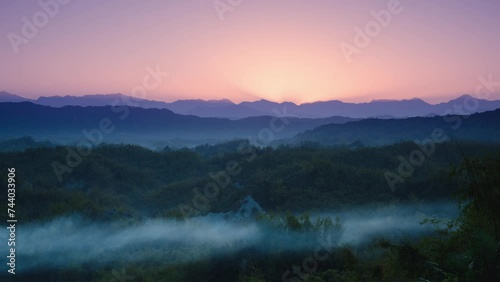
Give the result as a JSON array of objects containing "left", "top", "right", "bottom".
[
  {"left": 0, "top": 102, "right": 354, "bottom": 147},
  {"left": 287, "top": 109, "right": 500, "bottom": 146}
]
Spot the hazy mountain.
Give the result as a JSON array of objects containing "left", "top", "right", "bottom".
[
  {"left": 35, "top": 93, "right": 173, "bottom": 109},
  {"left": 3, "top": 92, "right": 500, "bottom": 119},
  {"left": 35, "top": 94, "right": 265, "bottom": 118},
  {"left": 285, "top": 109, "right": 500, "bottom": 146},
  {"left": 167, "top": 99, "right": 234, "bottom": 113},
  {"left": 431, "top": 94, "right": 500, "bottom": 114},
  {"left": 167, "top": 95, "right": 500, "bottom": 118},
  {"left": 240, "top": 99, "right": 299, "bottom": 114},
  {"left": 0, "top": 91, "right": 31, "bottom": 102},
  {"left": 0, "top": 102, "right": 355, "bottom": 147},
  {"left": 0, "top": 136, "right": 56, "bottom": 152},
  {"left": 168, "top": 99, "right": 269, "bottom": 119}
]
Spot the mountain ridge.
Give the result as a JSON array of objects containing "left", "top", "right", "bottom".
[
  {"left": 1, "top": 91, "right": 499, "bottom": 119},
  {"left": 0, "top": 101, "right": 355, "bottom": 148},
  {"left": 284, "top": 108, "right": 500, "bottom": 146}
]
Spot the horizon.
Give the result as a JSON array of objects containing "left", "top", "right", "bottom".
[
  {"left": 1, "top": 90, "right": 498, "bottom": 106},
  {"left": 1, "top": 1, "right": 500, "bottom": 280},
  {"left": 1, "top": 1, "right": 499, "bottom": 104}
]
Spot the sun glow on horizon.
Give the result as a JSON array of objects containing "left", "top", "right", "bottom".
[{"left": 0, "top": 0, "right": 499, "bottom": 103}]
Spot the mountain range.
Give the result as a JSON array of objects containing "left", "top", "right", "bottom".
[
  {"left": 2, "top": 91, "right": 499, "bottom": 119},
  {"left": 287, "top": 109, "right": 500, "bottom": 147},
  {"left": 1, "top": 101, "right": 499, "bottom": 148},
  {"left": 0, "top": 102, "right": 353, "bottom": 148}
]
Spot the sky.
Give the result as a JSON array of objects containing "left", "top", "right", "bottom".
[{"left": 0, "top": 0, "right": 499, "bottom": 104}]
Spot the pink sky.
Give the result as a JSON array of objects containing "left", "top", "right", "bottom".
[{"left": 1, "top": 0, "right": 499, "bottom": 103}]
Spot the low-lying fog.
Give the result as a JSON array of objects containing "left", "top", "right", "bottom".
[{"left": 2, "top": 202, "right": 458, "bottom": 272}]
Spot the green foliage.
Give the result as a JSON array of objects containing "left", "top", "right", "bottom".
[{"left": 0, "top": 141, "right": 498, "bottom": 281}]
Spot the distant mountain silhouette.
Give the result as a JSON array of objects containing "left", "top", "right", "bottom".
[
  {"left": 168, "top": 99, "right": 267, "bottom": 118},
  {"left": 431, "top": 94, "right": 500, "bottom": 114},
  {"left": 0, "top": 91, "right": 31, "bottom": 103},
  {"left": 2, "top": 92, "right": 499, "bottom": 119},
  {"left": 0, "top": 102, "right": 354, "bottom": 147},
  {"left": 35, "top": 93, "right": 172, "bottom": 109},
  {"left": 285, "top": 109, "right": 500, "bottom": 146}
]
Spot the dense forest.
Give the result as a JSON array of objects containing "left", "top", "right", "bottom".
[{"left": 0, "top": 140, "right": 498, "bottom": 281}]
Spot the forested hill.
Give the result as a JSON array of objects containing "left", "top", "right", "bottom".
[
  {"left": 2, "top": 103, "right": 499, "bottom": 148},
  {"left": 287, "top": 109, "right": 500, "bottom": 146},
  {"left": 0, "top": 102, "right": 353, "bottom": 146},
  {"left": 1, "top": 140, "right": 498, "bottom": 222}
]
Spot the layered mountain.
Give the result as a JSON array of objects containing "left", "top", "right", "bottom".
[
  {"left": 0, "top": 91, "right": 30, "bottom": 102},
  {"left": 34, "top": 93, "right": 183, "bottom": 110},
  {"left": 2, "top": 91, "right": 499, "bottom": 119},
  {"left": 286, "top": 109, "right": 500, "bottom": 146},
  {"left": 0, "top": 102, "right": 354, "bottom": 147}
]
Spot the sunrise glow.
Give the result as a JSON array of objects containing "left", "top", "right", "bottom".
[{"left": 1, "top": 0, "right": 499, "bottom": 103}]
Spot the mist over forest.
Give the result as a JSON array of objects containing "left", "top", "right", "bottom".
[
  {"left": 0, "top": 136, "right": 498, "bottom": 281},
  {"left": 1, "top": 0, "right": 500, "bottom": 280}
]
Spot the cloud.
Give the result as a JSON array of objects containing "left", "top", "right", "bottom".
[{"left": 2, "top": 201, "right": 457, "bottom": 273}]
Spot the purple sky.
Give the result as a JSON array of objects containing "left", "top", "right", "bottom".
[{"left": 1, "top": 0, "right": 499, "bottom": 103}]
